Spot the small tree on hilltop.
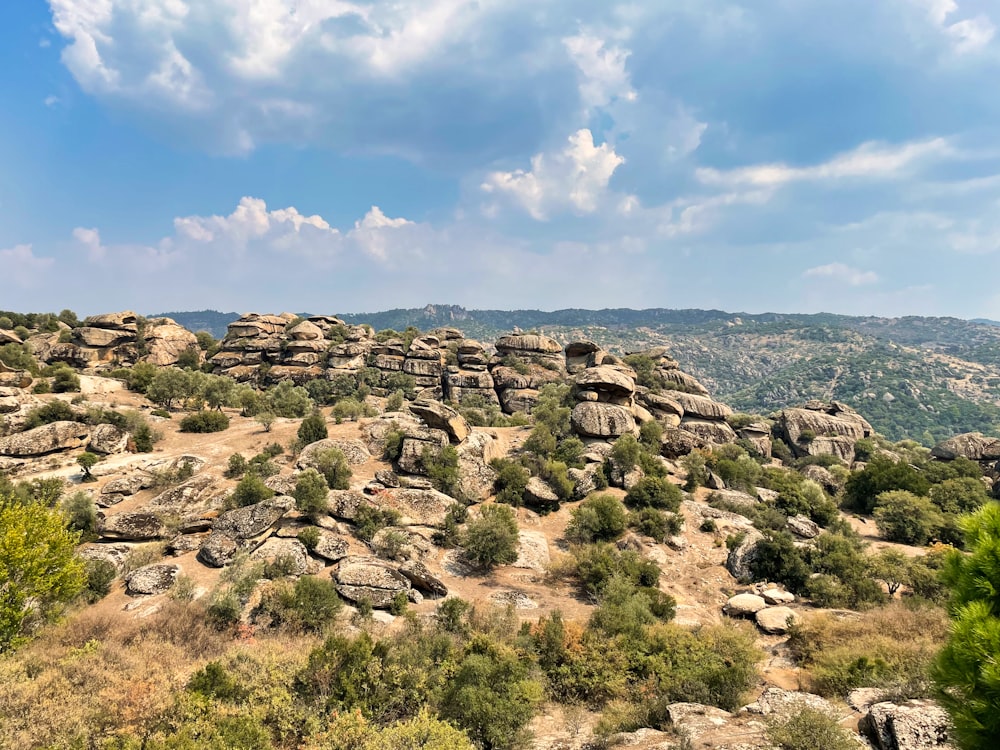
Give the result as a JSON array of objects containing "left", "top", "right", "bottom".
[
  {"left": 77, "top": 452, "right": 99, "bottom": 482},
  {"left": 462, "top": 504, "right": 520, "bottom": 569}
]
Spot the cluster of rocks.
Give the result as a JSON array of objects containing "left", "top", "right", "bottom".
[
  {"left": 0, "top": 419, "right": 131, "bottom": 473},
  {"left": 775, "top": 400, "right": 874, "bottom": 464},
  {"left": 723, "top": 587, "right": 800, "bottom": 634},
  {"left": 31, "top": 311, "right": 200, "bottom": 369}
]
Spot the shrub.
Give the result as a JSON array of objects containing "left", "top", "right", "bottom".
[
  {"left": 571, "top": 543, "right": 660, "bottom": 597},
  {"left": 422, "top": 444, "right": 461, "bottom": 498},
  {"left": 179, "top": 410, "right": 229, "bottom": 433},
  {"left": 383, "top": 428, "right": 405, "bottom": 461},
  {"left": 311, "top": 447, "right": 352, "bottom": 490},
  {"left": 62, "top": 491, "right": 98, "bottom": 538},
  {"left": 259, "top": 575, "right": 342, "bottom": 633},
  {"left": 297, "top": 526, "right": 321, "bottom": 551},
  {"left": 629, "top": 507, "right": 683, "bottom": 541},
  {"left": 566, "top": 494, "right": 628, "bottom": 543},
  {"left": 385, "top": 390, "right": 405, "bottom": 412},
  {"left": 294, "top": 468, "right": 330, "bottom": 516},
  {"left": 462, "top": 504, "right": 520, "bottom": 569},
  {"left": 82, "top": 558, "right": 117, "bottom": 603},
  {"left": 767, "top": 707, "right": 857, "bottom": 750},
  {"left": 188, "top": 660, "right": 247, "bottom": 702},
  {"left": 267, "top": 381, "right": 313, "bottom": 418},
  {"left": 225, "top": 453, "right": 248, "bottom": 478},
  {"left": 844, "top": 455, "right": 931, "bottom": 514},
  {"left": 611, "top": 434, "right": 641, "bottom": 472},
  {"left": 231, "top": 473, "right": 275, "bottom": 507},
  {"left": 929, "top": 477, "right": 989, "bottom": 515},
  {"left": 133, "top": 422, "right": 156, "bottom": 452},
  {"left": 490, "top": 458, "right": 529, "bottom": 506},
  {"left": 50, "top": 365, "right": 81, "bottom": 393},
  {"left": 23, "top": 400, "right": 77, "bottom": 430},
  {"left": 297, "top": 412, "right": 329, "bottom": 446},
  {"left": 873, "top": 490, "right": 944, "bottom": 546},
  {"left": 624, "top": 476, "right": 683, "bottom": 512},
  {"left": 353, "top": 504, "right": 401, "bottom": 542},
  {"left": 76, "top": 452, "right": 99, "bottom": 481}
]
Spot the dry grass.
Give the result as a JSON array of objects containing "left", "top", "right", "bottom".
[{"left": 788, "top": 601, "right": 949, "bottom": 698}]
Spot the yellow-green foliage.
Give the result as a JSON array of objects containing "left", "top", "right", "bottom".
[{"left": 789, "top": 602, "right": 948, "bottom": 698}]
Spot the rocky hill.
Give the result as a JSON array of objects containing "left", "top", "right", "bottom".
[
  {"left": 158, "top": 305, "right": 1000, "bottom": 445},
  {"left": 0, "top": 308, "right": 987, "bottom": 749}
]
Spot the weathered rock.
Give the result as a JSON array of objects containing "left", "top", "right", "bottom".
[
  {"left": 298, "top": 438, "right": 372, "bottom": 468},
  {"left": 726, "top": 529, "right": 765, "bottom": 581},
  {"left": 756, "top": 606, "right": 800, "bottom": 634},
  {"left": 672, "top": 392, "right": 733, "bottom": 420},
  {"left": 931, "top": 432, "right": 1000, "bottom": 462},
  {"left": 213, "top": 497, "right": 293, "bottom": 540},
  {"left": 680, "top": 418, "right": 737, "bottom": 445},
  {"left": 409, "top": 399, "right": 470, "bottom": 443},
  {"left": 125, "top": 564, "right": 179, "bottom": 595},
  {"left": 374, "top": 469, "right": 400, "bottom": 488},
  {"left": 724, "top": 593, "right": 767, "bottom": 616},
  {"left": 75, "top": 326, "right": 132, "bottom": 348},
  {"left": 456, "top": 431, "right": 500, "bottom": 502},
  {"left": 495, "top": 334, "right": 563, "bottom": 355},
  {"left": 709, "top": 489, "right": 759, "bottom": 511},
  {"left": 800, "top": 463, "right": 841, "bottom": 493},
  {"left": 334, "top": 558, "right": 411, "bottom": 608},
  {"left": 99, "top": 511, "right": 168, "bottom": 540},
  {"left": 197, "top": 532, "right": 239, "bottom": 567},
  {"left": 663, "top": 703, "right": 736, "bottom": 740},
  {"left": 571, "top": 402, "right": 636, "bottom": 438},
  {"left": 524, "top": 476, "right": 561, "bottom": 510},
  {"left": 327, "top": 490, "right": 370, "bottom": 520},
  {"left": 742, "top": 688, "right": 839, "bottom": 719},
  {"left": 88, "top": 423, "right": 131, "bottom": 454},
  {"left": 787, "top": 514, "right": 821, "bottom": 539},
  {"left": 574, "top": 366, "right": 636, "bottom": 400},
  {"left": 513, "top": 531, "right": 550, "bottom": 572},
  {"left": 779, "top": 402, "right": 872, "bottom": 460},
  {"left": 142, "top": 320, "right": 200, "bottom": 366},
  {"left": 166, "top": 533, "right": 204, "bottom": 555},
  {"left": 398, "top": 560, "right": 448, "bottom": 597},
  {"left": 148, "top": 474, "right": 226, "bottom": 515},
  {"left": 375, "top": 488, "right": 456, "bottom": 526},
  {"left": 762, "top": 588, "right": 796, "bottom": 605},
  {"left": 78, "top": 542, "right": 133, "bottom": 572},
  {"left": 660, "top": 370, "right": 711, "bottom": 395},
  {"left": 84, "top": 311, "right": 138, "bottom": 330},
  {"left": 251, "top": 538, "right": 309, "bottom": 576},
  {"left": 0, "top": 421, "right": 90, "bottom": 457},
  {"left": 861, "top": 700, "right": 954, "bottom": 750},
  {"left": 310, "top": 529, "right": 351, "bottom": 562}
]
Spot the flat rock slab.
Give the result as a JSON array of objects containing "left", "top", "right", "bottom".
[
  {"left": 755, "top": 606, "right": 801, "bottom": 634},
  {"left": 724, "top": 593, "right": 767, "bottom": 616},
  {"left": 125, "top": 564, "right": 179, "bottom": 595}
]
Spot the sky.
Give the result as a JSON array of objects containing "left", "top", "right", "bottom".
[{"left": 2, "top": 0, "right": 1000, "bottom": 319}]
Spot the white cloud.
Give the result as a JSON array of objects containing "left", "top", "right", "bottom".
[
  {"left": 73, "top": 227, "right": 104, "bottom": 261},
  {"left": 44, "top": 95, "right": 60, "bottom": 107},
  {"left": 907, "top": 0, "right": 995, "bottom": 53},
  {"left": 0, "top": 244, "right": 55, "bottom": 286},
  {"left": 803, "top": 262, "right": 880, "bottom": 286},
  {"left": 481, "top": 129, "right": 625, "bottom": 219},
  {"left": 564, "top": 32, "right": 636, "bottom": 112},
  {"left": 697, "top": 138, "right": 953, "bottom": 188}
]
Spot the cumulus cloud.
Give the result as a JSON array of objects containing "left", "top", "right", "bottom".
[
  {"left": 564, "top": 32, "right": 636, "bottom": 112},
  {"left": 803, "top": 262, "right": 879, "bottom": 286},
  {"left": 481, "top": 129, "right": 625, "bottom": 219},
  {"left": 0, "top": 244, "right": 55, "bottom": 286},
  {"left": 908, "top": 0, "right": 996, "bottom": 53}
]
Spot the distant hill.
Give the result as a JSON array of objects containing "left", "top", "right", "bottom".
[{"left": 158, "top": 304, "right": 1000, "bottom": 443}]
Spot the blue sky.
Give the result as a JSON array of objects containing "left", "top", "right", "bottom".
[{"left": 3, "top": 0, "right": 1000, "bottom": 318}]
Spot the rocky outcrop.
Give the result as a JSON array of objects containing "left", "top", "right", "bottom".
[
  {"left": 333, "top": 557, "right": 412, "bottom": 608},
  {"left": 41, "top": 312, "right": 199, "bottom": 370},
  {"left": 931, "top": 432, "right": 1000, "bottom": 462},
  {"left": 0, "top": 421, "right": 90, "bottom": 457},
  {"left": 311, "top": 529, "right": 350, "bottom": 562},
  {"left": 571, "top": 402, "right": 636, "bottom": 438},
  {"left": 861, "top": 700, "right": 954, "bottom": 750},
  {"left": 297, "top": 438, "right": 372, "bottom": 468},
  {"left": 148, "top": 474, "right": 227, "bottom": 515},
  {"left": 726, "top": 529, "right": 764, "bottom": 581},
  {"left": 777, "top": 401, "right": 873, "bottom": 463},
  {"left": 99, "top": 511, "right": 168, "bottom": 540},
  {"left": 251, "top": 538, "right": 309, "bottom": 576},
  {"left": 88, "top": 423, "right": 131, "bottom": 455},
  {"left": 398, "top": 560, "right": 448, "bottom": 597},
  {"left": 409, "top": 399, "right": 470, "bottom": 443},
  {"left": 212, "top": 497, "right": 293, "bottom": 540},
  {"left": 198, "top": 532, "right": 239, "bottom": 568},
  {"left": 125, "top": 563, "right": 179, "bottom": 595}
]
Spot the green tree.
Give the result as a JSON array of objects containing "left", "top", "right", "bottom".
[
  {"left": 202, "top": 375, "right": 235, "bottom": 411},
  {"left": 624, "top": 476, "right": 683, "bottom": 512},
  {"left": 566, "top": 494, "right": 628, "bottom": 543},
  {"left": 76, "top": 451, "right": 99, "bottom": 481},
  {"left": 231, "top": 473, "right": 275, "bottom": 507},
  {"left": 294, "top": 468, "right": 330, "bottom": 517},
  {"left": 462, "top": 504, "right": 520, "bottom": 569},
  {"left": 298, "top": 411, "right": 329, "bottom": 446},
  {"left": 933, "top": 503, "right": 1000, "bottom": 748},
  {"left": 873, "top": 490, "right": 944, "bottom": 546},
  {"left": 844, "top": 455, "right": 931, "bottom": 514},
  {"left": 312, "top": 447, "right": 352, "bottom": 490},
  {"left": 0, "top": 495, "right": 85, "bottom": 651},
  {"left": 147, "top": 367, "right": 194, "bottom": 410},
  {"left": 255, "top": 411, "right": 276, "bottom": 432}
]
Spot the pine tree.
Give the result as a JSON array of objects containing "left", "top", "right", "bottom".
[{"left": 932, "top": 502, "right": 1000, "bottom": 748}]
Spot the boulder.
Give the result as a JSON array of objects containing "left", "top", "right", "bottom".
[
  {"left": 409, "top": 400, "right": 471, "bottom": 443},
  {"left": 84, "top": 311, "right": 138, "bottom": 329},
  {"left": 375, "top": 488, "right": 455, "bottom": 526},
  {"left": 78, "top": 542, "right": 133, "bottom": 572},
  {"left": 99, "top": 511, "right": 167, "bottom": 540},
  {"left": 931, "top": 432, "right": 1000, "bottom": 462},
  {"left": 571, "top": 402, "right": 636, "bottom": 438},
  {"left": 197, "top": 532, "right": 239, "bottom": 567},
  {"left": 672, "top": 392, "right": 733, "bottom": 420},
  {"left": 298, "top": 438, "right": 372, "bottom": 468},
  {"left": 456, "top": 431, "right": 501, "bottom": 502},
  {"left": 662, "top": 703, "right": 735, "bottom": 741},
  {"left": 762, "top": 588, "right": 796, "bottom": 605},
  {"left": 513, "top": 531, "right": 550, "bottom": 572},
  {"left": 726, "top": 529, "right": 765, "bottom": 581},
  {"left": 574, "top": 366, "right": 636, "bottom": 400},
  {"left": 74, "top": 326, "right": 132, "bottom": 347},
  {"left": 787, "top": 514, "right": 821, "bottom": 539},
  {"left": 88, "top": 423, "right": 131, "bottom": 455},
  {"left": 723, "top": 593, "right": 767, "bottom": 616},
  {"left": 334, "top": 558, "right": 411, "bottom": 608},
  {"left": 755, "top": 606, "right": 800, "bottom": 634},
  {"left": 212, "top": 497, "right": 293, "bottom": 540},
  {"left": 398, "top": 560, "right": 448, "bottom": 597},
  {"left": 327, "top": 490, "right": 371, "bottom": 520},
  {"left": 778, "top": 403, "right": 872, "bottom": 455},
  {"left": 125, "top": 564, "right": 179, "bottom": 595},
  {"left": 0, "top": 421, "right": 91, "bottom": 457},
  {"left": 660, "top": 370, "right": 711, "bottom": 395},
  {"left": 148, "top": 474, "right": 227, "bottom": 515},
  {"left": 287, "top": 320, "right": 324, "bottom": 340},
  {"left": 524, "top": 476, "right": 561, "bottom": 510},
  {"left": 311, "top": 529, "right": 351, "bottom": 562},
  {"left": 860, "top": 700, "right": 954, "bottom": 750},
  {"left": 742, "top": 688, "right": 839, "bottom": 718},
  {"left": 708, "top": 489, "right": 758, "bottom": 511},
  {"left": 251, "top": 538, "right": 309, "bottom": 576},
  {"left": 495, "top": 334, "right": 563, "bottom": 355},
  {"left": 680, "top": 418, "right": 737, "bottom": 445}
]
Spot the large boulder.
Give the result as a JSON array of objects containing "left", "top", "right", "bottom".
[
  {"left": 0, "top": 421, "right": 91, "bottom": 457},
  {"left": 725, "top": 529, "right": 765, "bottom": 581},
  {"left": 125, "top": 564, "right": 179, "bottom": 595},
  {"left": 99, "top": 511, "right": 168, "bottom": 540},
  {"left": 398, "top": 560, "right": 448, "bottom": 597},
  {"left": 671, "top": 392, "right": 733, "bottom": 421},
  {"left": 298, "top": 438, "right": 372, "bottom": 467},
  {"left": 84, "top": 311, "right": 138, "bottom": 330},
  {"left": 334, "top": 557, "right": 411, "bottom": 608},
  {"left": 148, "top": 474, "right": 227, "bottom": 515},
  {"left": 723, "top": 593, "right": 767, "bottom": 616},
  {"left": 251, "top": 538, "right": 309, "bottom": 576},
  {"left": 755, "top": 606, "right": 801, "bottom": 634},
  {"left": 860, "top": 700, "right": 954, "bottom": 750},
  {"left": 931, "top": 432, "right": 1000, "bottom": 461},
  {"left": 575, "top": 366, "right": 636, "bottom": 401},
  {"left": 409, "top": 400, "right": 471, "bottom": 443},
  {"left": 571, "top": 402, "right": 636, "bottom": 438},
  {"left": 778, "top": 401, "right": 873, "bottom": 460},
  {"left": 143, "top": 320, "right": 200, "bottom": 366},
  {"left": 88, "top": 423, "right": 131, "bottom": 455},
  {"left": 212, "top": 497, "right": 294, "bottom": 540},
  {"left": 198, "top": 532, "right": 239, "bottom": 568},
  {"left": 456, "top": 431, "right": 501, "bottom": 502},
  {"left": 680, "top": 418, "right": 737, "bottom": 445},
  {"left": 494, "top": 334, "right": 563, "bottom": 355},
  {"left": 311, "top": 529, "right": 351, "bottom": 562},
  {"left": 374, "top": 488, "right": 455, "bottom": 527}
]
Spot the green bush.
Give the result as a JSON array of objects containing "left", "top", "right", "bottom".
[
  {"left": 311, "top": 447, "right": 352, "bottom": 490},
  {"left": 611, "top": 434, "right": 641, "bottom": 472},
  {"left": 629, "top": 507, "right": 682, "bottom": 541},
  {"left": 767, "top": 707, "right": 857, "bottom": 750},
  {"left": 844, "top": 455, "right": 931, "bottom": 514},
  {"left": 462, "top": 504, "right": 520, "bottom": 569},
  {"left": 23, "top": 400, "right": 77, "bottom": 430},
  {"left": 62, "top": 491, "right": 98, "bottom": 539},
  {"left": 490, "top": 458, "right": 529, "bottom": 506},
  {"left": 225, "top": 453, "right": 248, "bottom": 478},
  {"left": 82, "top": 558, "right": 117, "bottom": 603},
  {"left": 294, "top": 468, "right": 330, "bottom": 516},
  {"left": 353, "top": 504, "right": 401, "bottom": 542},
  {"left": 422, "top": 444, "right": 461, "bottom": 498},
  {"left": 259, "top": 575, "right": 342, "bottom": 633},
  {"left": 297, "top": 412, "right": 329, "bottom": 446},
  {"left": 571, "top": 543, "right": 660, "bottom": 597},
  {"left": 566, "top": 494, "right": 628, "bottom": 543},
  {"left": 179, "top": 410, "right": 230, "bottom": 433},
  {"left": 624, "top": 476, "right": 683, "bottom": 512},
  {"left": 873, "top": 490, "right": 944, "bottom": 546},
  {"left": 231, "top": 473, "right": 275, "bottom": 507},
  {"left": 267, "top": 381, "right": 313, "bottom": 418},
  {"left": 297, "top": 526, "right": 321, "bottom": 551}
]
